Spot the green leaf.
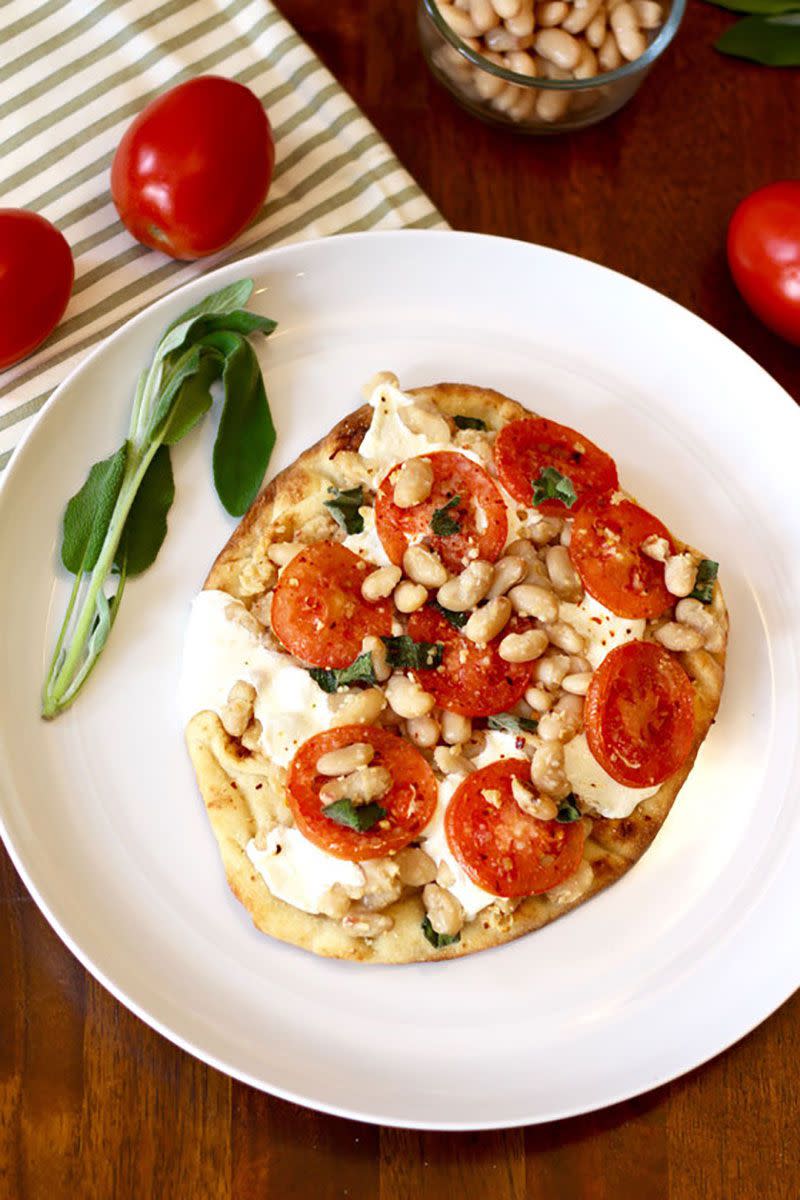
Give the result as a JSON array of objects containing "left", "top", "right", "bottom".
[
  {"left": 212, "top": 336, "right": 276, "bottom": 516},
  {"left": 421, "top": 916, "right": 461, "bottom": 949},
  {"left": 705, "top": 0, "right": 799, "bottom": 12},
  {"left": 487, "top": 712, "right": 539, "bottom": 734},
  {"left": 309, "top": 652, "right": 377, "bottom": 693},
  {"left": 556, "top": 794, "right": 582, "bottom": 823},
  {"left": 431, "top": 600, "right": 469, "bottom": 629},
  {"left": 160, "top": 353, "right": 220, "bottom": 445},
  {"left": 689, "top": 559, "right": 719, "bottom": 605},
  {"left": 532, "top": 466, "right": 577, "bottom": 509},
  {"left": 114, "top": 445, "right": 175, "bottom": 576},
  {"left": 145, "top": 343, "right": 208, "bottom": 439},
  {"left": 161, "top": 279, "right": 255, "bottom": 345},
  {"left": 324, "top": 486, "right": 365, "bottom": 534},
  {"left": 382, "top": 635, "right": 444, "bottom": 670},
  {"left": 322, "top": 799, "right": 387, "bottom": 831},
  {"left": 716, "top": 14, "right": 800, "bottom": 63},
  {"left": 61, "top": 445, "right": 128, "bottom": 573},
  {"left": 430, "top": 494, "right": 462, "bottom": 537},
  {"left": 453, "top": 414, "right": 486, "bottom": 431}
]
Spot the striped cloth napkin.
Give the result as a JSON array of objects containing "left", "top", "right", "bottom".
[{"left": 0, "top": 0, "right": 446, "bottom": 471}]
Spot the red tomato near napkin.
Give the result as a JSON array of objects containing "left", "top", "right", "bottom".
[
  {"left": 111, "top": 76, "right": 274, "bottom": 260},
  {"left": 728, "top": 181, "right": 800, "bottom": 345},
  {"left": 0, "top": 210, "right": 74, "bottom": 370}
]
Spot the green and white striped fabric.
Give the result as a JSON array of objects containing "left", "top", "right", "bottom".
[{"left": 0, "top": 0, "right": 446, "bottom": 471}]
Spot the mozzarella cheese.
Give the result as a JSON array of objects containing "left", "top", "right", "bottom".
[
  {"left": 470, "top": 729, "right": 529, "bottom": 771},
  {"left": 563, "top": 733, "right": 658, "bottom": 820},
  {"left": 179, "top": 590, "right": 339, "bottom": 767},
  {"left": 558, "top": 593, "right": 645, "bottom": 669},
  {"left": 246, "top": 828, "right": 364, "bottom": 915},
  {"left": 358, "top": 381, "right": 450, "bottom": 473},
  {"left": 342, "top": 504, "right": 392, "bottom": 566},
  {"left": 421, "top": 776, "right": 500, "bottom": 920}
]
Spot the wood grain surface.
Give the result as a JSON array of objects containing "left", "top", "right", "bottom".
[{"left": 2, "top": 2, "right": 799, "bottom": 1196}]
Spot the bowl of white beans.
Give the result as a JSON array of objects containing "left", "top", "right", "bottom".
[{"left": 419, "top": 0, "right": 686, "bottom": 132}]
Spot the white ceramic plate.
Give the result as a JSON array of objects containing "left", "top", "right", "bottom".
[{"left": 1, "top": 231, "right": 799, "bottom": 1130}]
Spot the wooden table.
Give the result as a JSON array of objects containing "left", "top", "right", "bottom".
[{"left": 2, "top": 3, "right": 799, "bottom": 1196}]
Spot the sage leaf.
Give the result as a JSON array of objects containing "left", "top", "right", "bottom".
[
  {"left": 532, "top": 466, "right": 577, "bottom": 509},
  {"left": 716, "top": 14, "right": 800, "bottom": 63},
  {"left": 212, "top": 336, "right": 276, "bottom": 516},
  {"left": 61, "top": 445, "right": 128, "bottom": 573},
  {"left": 556, "top": 795, "right": 582, "bottom": 823},
  {"left": 689, "top": 559, "right": 719, "bottom": 605},
  {"left": 453, "top": 414, "right": 486, "bottom": 430},
  {"left": 431, "top": 600, "right": 469, "bottom": 629},
  {"left": 487, "top": 712, "right": 539, "bottom": 734},
  {"left": 382, "top": 635, "right": 444, "bottom": 670},
  {"left": 160, "top": 354, "right": 219, "bottom": 446},
  {"left": 430, "top": 494, "right": 462, "bottom": 537},
  {"left": 705, "top": 0, "right": 799, "bottom": 12},
  {"left": 324, "top": 486, "right": 365, "bottom": 534},
  {"left": 322, "top": 799, "right": 386, "bottom": 831},
  {"left": 309, "top": 652, "right": 377, "bottom": 693},
  {"left": 421, "top": 916, "right": 461, "bottom": 949},
  {"left": 115, "top": 445, "right": 175, "bottom": 576}
]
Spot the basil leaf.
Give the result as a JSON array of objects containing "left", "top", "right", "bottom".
[
  {"left": 322, "top": 799, "right": 386, "bottom": 831},
  {"left": 453, "top": 414, "right": 486, "bottom": 431},
  {"left": 556, "top": 795, "right": 582, "bottom": 823},
  {"left": 382, "top": 635, "right": 444, "bottom": 670},
  {"left": 212, "top": 335, "right": 276, "bottom": 517},
  {"left": 689, "top": 558, "right": 719, "bottom": 604},
  {"left": 61, "top": 445, "right": 128, "bottom": 573},
  {"left": 430, "top": 495, "right": 462, "bottom": 536},
  {"left": 324, "top": 486, "right": 365, "bottom": 534},
  {"left": 716, "top": 14, "right": 800, "bottom": 63},
  {"left": 532, "top": 466, "right": 577, "bottom": 509},
  {"left": 114, "top": 445, "right": 175, "bottom": 576},
  {"left": 431, "top": 600, "right": 469, "bottom": 629},
  {"left": 309, "top": 652, "right": 377, "bottom": 693},
  {"left": 705, "top": 0, "right": 798, "bottom": 12},
  {"left": 421, "top": 916, "right": 461, "bottom": 949},
  {"left": 487, "top": 712, "right": 539, "bottom": 734}
]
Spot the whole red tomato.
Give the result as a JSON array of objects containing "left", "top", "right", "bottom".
[
  {"left": 727, "top": 181, "right": 800, "bottom": 345},
  {"left": 111, "top": 76, "right": 274, "bottom": 260},
  {"left": 0, "top": 210, "right": 74, "bottom": 370}
]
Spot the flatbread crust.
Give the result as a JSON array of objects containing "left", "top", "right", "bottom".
[{"left": 185, "top": 384, "right": 727, "bottom": 963}]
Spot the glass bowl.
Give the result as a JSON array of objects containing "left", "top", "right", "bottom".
[{"left": 418, "top": 0, "right": 686, "bottom": 134}]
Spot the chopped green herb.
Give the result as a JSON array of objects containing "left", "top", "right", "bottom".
[
  {"left": 431, "top": 600, "right": 469, "bottom": 629},
  {"left": 532, "top": 466, "right": 577, "bottom": 509},
  {"left": 556, "top": 795, "right": 582, "bottom": 823},
  {"left": 689, "top": 559, "right": 719, "bottom": 605},
  {"left": 487, "top": 712, "right": 539, "bottom": 734},
  {"left": 322, "top": 799, "right": 386, "bottom": 831},
  {"left": 421, "top": 916, "right": 461, "bottom": 949},
  {"left": 382, "top": 635, "right": 444, "bottom": 671},
  {"left": 309, "top": 652, "right": 376, "bottom": 693},
  {"left": 324, "top": 486, "right": 365, "bottom": 535},
  {"left": 430, "top": 494, "right": 462, "bottom": 537},
  {"left": 453, "top": 414, "right": 486, "bottom": 431}
]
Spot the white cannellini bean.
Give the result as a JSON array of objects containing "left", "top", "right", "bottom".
[
  {"left": 508, "top": 583, "right": 559, "bottom": 622},
  {"left": 423, "top": 883, "right": 465, "bottom": 937},
  {"left": 434, "top": 744, "right": 475, "bottom": 775},
  {"left": 267, "top": 541, "right": 303, "bottom": 567},
  {"left": 505, "top": 8, "right": 536, "bottom": 37},
  {"left": 487, "top": 555, "right": 529, "bottom": 598},
  {"left": 545, "top": 545, "right": 582, "bottom": 599},
  {"left": 220, "top": 680, "right": 256, "bottom": 738},
  {"left": 533, "top": 652, "right": 571, "bottom": 689},
  {"left": 536, "top": 86, "right": 572, "bottom": 123},
  {"left": 319, "top": 765, "right": 392, "bottom": 805},
  {"left": 505, "top": 538, "right": 539, "bottom": 565},
  {"left": 437, "top": 1, "right": 481, "bottom": 38},
  {"left": 562, "top": 671, "right": 592, "bottom": 696},
  {"left": 511, "top": 776, "right": 559, "bottom": 820},
  {"left": 362, "top": 634, "right": 391, "bottom": 682},
  {"left": 470, "top": 0, "right": 499, "bottom": 33},
  {"left": 316, "top": 741, "right": 374, "bottom": 776},
  {"left": 405, "top": 714, "right": 442, "bottom": 749},
  {"left": 493, "top": 0, "right": 523, "bottom": 17},
  {"left": 574, "top": 41, "right": 598, "bottom": 77},
  {"left": 598, "top": 30, "right": 622, "bottom": 69},
  {"left": 537, "top": 699, "right": 581, "bottom": 743},
  {"left": 633, "top": 0, "right": 663, "bottom": 26},
  {"left": 499, "top": 628, "right": 550, "bottom": 663},
  {"left": 361, "top": 858, "right": 403, "bottom": 911},
  {"left": 640, "top": 534, "right": 670, "bottom": 562},
  {"left": 403, "top": 545, "right": 449, "bottom": 588},
  {"left": 392, "top": 457, "right": 434, "bottom": 508},
  {"left": 399, "top": 404, "right": 451, "bottom": 443},
  {"left": 586, "top": 9, "right": 606, "bottom": 46},
  {"left": 531, "top": 742, "right": 571, "bottom": 798},
  {"left": 562, "top": 0, "right": 603, "bottom": 34},
  {"left": 331, "top": 687, "right": 386, "bottom": 727},
  {"left": 524, "top": 685, "right": 555, "bottom": 713},
  {"left": 441, "top": 709, "right": 472, "bottom": 745},
  {"left": 464, "top": 596, "right": 513, "bottom": 644},
  {"left": 474, "top": 57, "right": 509, "bottom": 99},
  {"left": 395, "top": 846, "right": 438, "bottom": 887},
  {"left": 505, "top": 48, "right": 537, "bottom": 75},
  {"left": 653, "top": 622, "right": 705, "bottom": 653},
  {"left": 664, "top": 553, "right": 698, "bottom": 598},
  {"left": 536, "top": 0, "right": 568, "bottom": 25},
  {"left": 535, "top": 28, "right": 582, "bottom": 69},
  {"left": 675, "top": 598, "right": 725, "bottom": 653},
  {"left": 527, "top": 515, "right": 563, "bottom": 545},
  {"left": 318, "top": 883, "right": 352, "bottom": 920},
  {"left": 610, "top": 2, "right": 646, "bottom": 59},
  {"left": 394, "top": 580, "right": 429, "bottom": 613},
  {"left": 485, "top": 25, "right": 532, "bottom": 50},
  {"left": 385, "top": 673, "right": 436, "bottom": 718},
  {"left": 437, "top": 560, "right": 494, "bottom": 611},
  {"left": 544, "top": 621, "right": 586, "bottom": 654},
  {"left": 362, "top": 564, "right": 402, "bottom": 601},
  {"left": 547, "top": 860, "right": 594, "bottom": 905}
]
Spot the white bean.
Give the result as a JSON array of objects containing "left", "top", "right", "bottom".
[
  {"left": 405, "top": 714, "right": 442, "bottom": 749},
  {"left": 531, "top": 741, "right": 571, "bottom": 798},
  {"left": 423, "top": 883, "right": 465, "bottom": 937},
  {"left": 394, "top": 580, "right": 428, "bottom": 613},
  {"left": 499, "top": 628, "right": 549, "bottom": 663},
  {"left": 664, "top": 553, "right": 698, "bottom": 598},
  {"left": 511, "top": 776, "right": 558, "bottom": 820},
  {"left": 574, "top": 42, "right": 598, "bottom": 77},
  {"left": 545, "top": 620, "right": 586, "bottom": 654},
  {"left": 441, "top": 710, "right": 473, "bottom": 745},
  {"left": 434, "top": 744, "right": 475, "bottom": 775},
  {"left": 436, "top": 560, "right": 494, "bottom": 611},
  {"left": 392, "top": 457, "right": 434, "bottom": 508},
  {"left": 563, "top": 0, "right": 603, "bottom": 34},
  {"left": 470, "top": 0, "right": 499, "bottom": 33},
  {"left": 399, "top": 404, "right": 451, "bottom": 443},
  {"left": 586, "top": 9, "right": 606, "bottom": 47},
  {"left": 331, "top": 687, "right": 386, "bottom": 727},
  {"left": 505, "top": 538, "right": 540, "bottom": 565},
  {"left": 610, "top": 3, "right": 646, "bottom": 59},
  {"left": 633, "top": 0, "right": 663, "bottom": 26},
  {"left": 385, "top": 674, "right": 436, "bottom": 718},
  {"left": 403, "top": 545, "right": 449, "bottom": 588},
  {"left": 547, "top": 860, "right": 593, "bottom": 905},
  {"left": 640, "top": 534, "right": 670, "bottom": 562},
  {"left": 654, "top": 622, "right": 704, "bottom": 653},
  {"left": 508, "top": 583, "right": 559, "bottom": 622},
  {"left": 437, "top": 1, "right": 481, "bottom": 38},
  {"left": 675, "top": 598, "right": 725, "bottom": 653},
  {"left": 316, "top": 741, "right": 374, "bottom": 776},
  {"left": 493, "top": 0, "right": 523, "bottom": 17},
  {"left": 562, "top": 671, "right": 592, "bottom": 696},
  {"left": 537, "top": 699, "right": 582, "bottom": 742},
  {"left": 396, "top": 847, "right": 438, "bottom": 887},
  {"left": 464, "top": 596, "right": 513, "bottom": 644},
  {"left": 485, "top": 25, "right": 532, "bottom": 50},
  {"left": 536, "top": 0, "right": 568, "bottom": 25},
  {"left": 267, "top": 541, "right": 303, "bottom": 566},
  {"left": 220, "top": 680, "right": 256, "bottom": 738},
  {"left": 487, "top": 555, "right": 529, "bottom": 598},
  {"left": 598, "top": 30, "right": 622, "bottom": 69},
  {"left": 362, "top": 634, "right": 392, "bottom": 682},
  {"left": 505, "top": 8, "right": 536, "bottom": 37},
  {"left": 536, "top": 87, "right": 571, "bottom": 122},
  {"left": 524, "top": 685, "right": 555, "bottom": 713},
  {"left": 506, "top": 48, "right": 537, "bottom": 75},
  {"left": 362, "top": 564, "right": 402, "bottom": 602},
  {"left": 474, "top": 57, "right": 508, "bottom": 99},
  {"left": 545, "top": 545, "right": 582, "bottom": 599},
  {"left": 320, "top": 765, "right": 392, "bottom": 805},
  {"left": 527, "top": 515, "right": 563, "bottom": 545},
  {"left": 535, "top": 28, "right": 582, "bottom": 69},
  {"left": 533, "top": 652, "right": 571, "bottom": 689}
]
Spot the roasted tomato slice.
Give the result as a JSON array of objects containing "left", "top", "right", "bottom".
[
  {"left": 287, "top": 725, "right": 438, "bottom": 861},
  {"left": 375, "top": 451, "right": 507, "bottom": 573},
  {"left": 407, "top": 605, "right": 536, "bottom": 717},
  {"left": 271, "top": 541, "right": 392, "bottom": 668},
  {"left": 569, "top": 496, "right": 674, "bottom": 620},
  {"left": 445, "top": 760, "right": 586, "bottom": 896},
  {"left": 493, "top": 416, "right": 618, "bottom": 514},
  {"left": 584, "top": 641, "right": 695, "bottom": 787}
]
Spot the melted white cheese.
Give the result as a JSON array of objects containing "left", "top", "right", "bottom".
[
  {"left": 564, "top": 733, "right": 658, "bottom": 820},
  {"left": 559, "top": 593, "right": 645, "bottom": 669},
  {"left": 342, "top": 504, "right": 392, "bottom": 566},
  {"left": 421, "top": 777, "right": 500, "bottom": 920},
  {"left": 246, "top": 828, "right": 364, "bottom": 914},
  {"left": 179, "top": 590, "right": 339, "bottom": 767},
  {"left": 470, "top": 729, "right": 529, "bottom": 771},
  {"left": 358, "top": 381, "right": 450, "bottom": 473}
]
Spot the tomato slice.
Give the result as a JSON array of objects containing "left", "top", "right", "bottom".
[
  {"left": 569, "top": 497, "right": 674, "bottom": 620},
  {"left": 445, "top": 760, "right": 586, "bottom": 897},
  {"left": 584, "top": 641, "right": 695, "bottom": 787},
  {"left": 287, "top": 725, "right": 438, "bottom": 861},
  {"left": 407, "top": 605, "right": 536, "bottom": 717},
  {"left": 271, "top": 541, "right": 392, "bottom": 668},
  {"left": 374, "top": 451, "right": 507, "bottom": 573},
  {"left": 493, "top": 416, "right": 618, "bottom": 514}
]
